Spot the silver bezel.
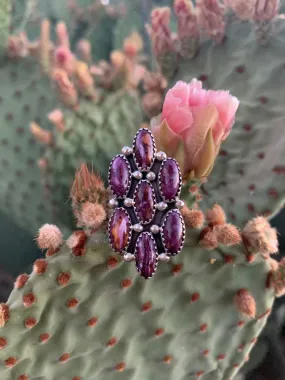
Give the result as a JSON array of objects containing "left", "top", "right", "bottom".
[
  {"left": 158, "top": 158, "right": 182, "bottom": 202},
  {"left": 108, "top": 154, "right": 132, "bottom": 199},
  {"left": 108, "top": 207, "right": 132, "bottom": 254},
  {"left": 133, "top": 180, "right": 156, "bottom": 225},
  {"left": 132, "top": 128, "right": 156, "bottom": 172},
  {"left": 134, "top": 232, "right": 158, "bottom": 279},
  {"left": 161, "top": 209, "right": 186, "bottom": 256}
]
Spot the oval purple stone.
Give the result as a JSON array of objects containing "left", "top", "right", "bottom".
[
  {"left": 159, "top": 158, "right": 181, "bottom": 201},
  {"left": 109, "top": 155, "right": 130, "bottom": 197},
  {"left": 133, "top": 129, "right": 154, "bottom": 170},
  {"left": 162, "top": 210, "right": 185, "bottom": 255},
  {"left": 135, "top": 232, "right": 158, "bottom": 279},
  {"left": 134, "top": 180, "right": 155, "bottom": 224},
  {"left": 109, "top": 208, "right": 131, "bottom": 253}
]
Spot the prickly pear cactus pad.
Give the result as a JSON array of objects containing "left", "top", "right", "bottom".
[
  {"left": 0, "top": 57, "right": 57, "bottom": 232},
  {"left": 149, "top": 2, "right": 285, "bottom": 226},
  {"left": 0, "top": 206, "right": 282, "bottom": 380},
  {"left": 175, "top": 19, "right": 285, "bottom": 226},
  {"left": 0, "top": 0, "right": 10, "bottom": 59},
  {"left": 40, "top": 90, "right": 143, "bottom": 231}
]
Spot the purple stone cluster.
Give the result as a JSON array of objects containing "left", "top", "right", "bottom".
[{"left": 108, "top": 128, "right": 186, "bottom": 279}]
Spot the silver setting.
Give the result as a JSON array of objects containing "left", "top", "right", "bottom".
[
  {"left": 150, "top": 225, "right": 161, "bottom": 234},
  {"left": 135, "top": 232, "right": 158, "bottom": 279},
  {"left": 132, "top": 170, "right": 143, "bottom": 180},
  {"left": 124, "top": 198, "right": 134, "bottom": 207},
  {"left": 109, "top": 198, "right": 118, "bottom": 208},
  {"left": 155, "top": 151, "right": 167, "bottom": 161},
  {"left": 156, "top": 202, "right": 168, "bottom": 211},
  {"left": 131, "top": 224, "right": 143, "bottom": 233},
  {"left": 122, "top": 146, "right": 133, "bottom": 156},
  {"left": 108, "top": 154, "right": 131, "bottom": 199},
  {"left": 108, "top": 207, "right": 132, "bottom": 254},
  {"left": 158, "top": 253, "right": 170, "bottom": 262},
  {"left": 158, "top": 158, "right": 182, "bottom": 202},
  {"left": 132, "top": 128, "right": 156, "bottom": 172},
  {"left": 175, "top": 199, "right": 185, "bottom": 209},
  {"left": 124, "top": 252, "right": 135, "bottom": 262},
  {"left": 146, "top": 171, "right": 156, "bottom": 181},
  {"left": 161, "top": 209, "right": 186, "bottom": 256},
  {"left": 133, "top": 180, "right": 156, "bottom": 225}
]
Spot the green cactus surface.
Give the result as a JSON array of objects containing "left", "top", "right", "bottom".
[
  {"left": 41, "top": 90, "right": 144, "bottom": 231},
  {"left": 0, "top": 56, "right": 57, "bottom": 233},
  {"left": 0, "top": 221, "right": 278, "bottom": 380},
  {"left": 0, "top": 0, "right": 11, "bottom": 59},
  {"left": 166, "top": 17, "right": 285, "bottom": 227}
]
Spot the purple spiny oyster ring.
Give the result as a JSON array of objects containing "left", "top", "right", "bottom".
[{"left": 108, "top": 128, "right": 186, "bottom": 279}]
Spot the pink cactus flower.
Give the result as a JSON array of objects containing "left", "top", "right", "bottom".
[{"left": 151, "top": 79, "right": 239, "bottom": 179}]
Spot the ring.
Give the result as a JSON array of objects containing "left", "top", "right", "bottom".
[{"left": 108, "top": 128, "right": 186, "bottom": 279}]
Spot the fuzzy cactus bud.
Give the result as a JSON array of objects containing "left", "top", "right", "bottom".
[
  {"left": 214, "top": 224, "right": 241, "bottom": 246},
  {"left": 79, "top": 202, "right": 107, "bottom": 229},
  {"left": 123, "top": 32, "right": 144, "bottom": 58},
  {"left": 56, "top": 22, "right": 70, "bottom": 48},
  {"left": 143, "top": 71, "right": 168, "bottom": 93},
  {"left": 243, "top": 216, "right": 278, "bottom": 256},
  {"left": 76, "top": 39, "right": 92, "bottom": 62},
  {"left": 7, "top": 33, "right": 29, "bottom": 58},
  {"left": 0, "top": 304, "right": 9, "bottom": 327},
  {"left": 36, "top": 224, "right": 63, "bottom": 250},
  {"left": 147, "top": 7, "right": 177, "bottom": 77},
  {"left": 39, "top": 19, "right": 51, "bottom": 73},
  {"left": 269, "top": 258, "right": 285, "bottom": 297},
  {"left": 52, "top": 68, "right": 78, "bottom": 108},
  {"left": 48, "top": 109, "right": 65, "bottom": 132},
  {"left": 71, "top": 163, "right": 107, "bottom": 205},
  {"left": 254, "top": 0, "right": 279, "bottom": 21},
  {"left": 54, "top": 46, "right": 75, "bottom": 75},
  {"left": 225, "top": 0, "right": 257, "bottom": 20},
  {"left": 73, "top": 61, "right": 96, "bottom": 98},
  {"left": 235, "top": 289, "right": 256, "bottom": 318},
  {"left": 30, "top": 122, "right": 53, "bottom": 145},
  {"left": 199, "top": 226, "right": 218, "bottom": 249},
  {"left": 174, "top": 0, "right": 199, "bottom": 58},
  {"left": 206, "top": 204, "right": 226, "bottom": 226},
  {"left": 181, "top": 206, "right": 205, "bottom": 229},
  {"left": 197, "top": 0, "right": 226, "bottom": 43},
  {"left": 142, "top": 92, "right": 163, "bottom": 118}
]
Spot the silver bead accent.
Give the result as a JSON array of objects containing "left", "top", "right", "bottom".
[
  {"left": 146, "top": 171, "right": 156, "bottom": 181},
  {"left": 124, "top": 253, "right": 135, "bottom": 262},
  {"left": 122, "top": 146, "right": 133, "bottom": 156},
  {"left": 131, "top": 224, "right": 143, "bottom": 233},
  {"left": 158, "top": 253, "right": 170, "bottom": 262},
  {"left": 132, "top": 171, "right": 142, "bottom": 180},
  {"left": 175, "top": 199, "right": 185, "bottom": 209},
  {"left": 156, "top": 202, "right": 167, "bottom": 211},
  {"left": 150, "top": 225, "right": 161, "bottom": 234},
  {"left": 124, "top": 198, "right": 134, "bottom": 207},
  {"left": 109, "top": 198, "right": 118, "bottom": 208},
  {"left": 155, "top": 151, "right": 167, "bottom": 161}
]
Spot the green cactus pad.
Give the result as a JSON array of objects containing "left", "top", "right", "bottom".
[
  {"left": 0, "top": 57, "right": 57, "bottom": 233},
  {"left": 41, "top": 90, "right": 144, "bottom": 231},
  {"left": 167, "top": 18, "right": 285, "bottom": 226},
  {"left": 0, "top": 0, "right": 11, "bottom": 59},
  {"left": 0, "top": 224, "right": 277, "bottom": 380}
]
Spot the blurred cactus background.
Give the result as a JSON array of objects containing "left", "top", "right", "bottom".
[{"left": 0, "top": 0, "right": 285, "bottom": 379}]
